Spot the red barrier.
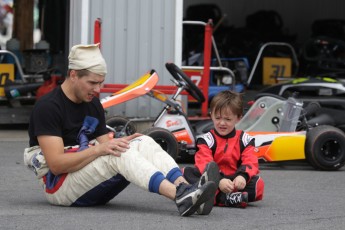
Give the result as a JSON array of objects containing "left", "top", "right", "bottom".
[{"left": 94, "top": 18, "right": 102, "bottom": 46}]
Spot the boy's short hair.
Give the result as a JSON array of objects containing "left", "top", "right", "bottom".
[{"left": 210, "top": 90, "right": 243, "bottom": 117}]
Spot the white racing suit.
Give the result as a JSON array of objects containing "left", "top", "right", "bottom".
[{"left": 24, "top": 135, "right": 182, "bottom": 206}]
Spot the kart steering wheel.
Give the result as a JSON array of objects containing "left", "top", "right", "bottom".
[{"left": 165, "top": 62, "right": 205, "bottom": 103}]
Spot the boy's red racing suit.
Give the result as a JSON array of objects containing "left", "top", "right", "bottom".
[{"left": 184, "top": 128, "right": 264, "bottom": 204}]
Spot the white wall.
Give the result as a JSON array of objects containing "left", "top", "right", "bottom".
[{"left": 69, "top": 0, "right": 183, "bottom": 118}]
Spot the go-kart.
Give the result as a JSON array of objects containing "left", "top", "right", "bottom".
[
  {"left": 102, "top": 63, "right": 208, "bottom": 161},
  {"left": 236, "top": 94, "right": 345, "bottom": 170},
  {"left": 255, "top": 76, "right": 345, "bottom": 134},
  {"left": 142, "top": 63, "right": 207, "bottom": 160}
]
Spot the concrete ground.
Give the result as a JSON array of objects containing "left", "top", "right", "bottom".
[{"left": 1, "top": 128, "right": 345, "bottom": 230}]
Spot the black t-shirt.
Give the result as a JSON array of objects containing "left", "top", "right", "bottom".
[{"left": 28, "top": 86, "right": 108, "bottom": 147}]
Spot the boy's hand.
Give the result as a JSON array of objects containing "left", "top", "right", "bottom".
[
  {"left": 219, "top": 178, "right": 235, "bottom": 193},
  {"left": 233, "top": 175, "right": 246, "bottom": 190}
]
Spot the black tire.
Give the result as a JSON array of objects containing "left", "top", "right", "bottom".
[
  {"left": 143, "top": 127, "right": 179, "bottom": 160},
  {"left": 106, "top": 116, "right": 136, "bottom": 138},
  {"left": 305, "top": 125, "right": 345, "bottom": 170}
]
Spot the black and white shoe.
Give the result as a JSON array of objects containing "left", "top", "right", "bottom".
[
  {"left": 197, "top": 161, "right": 220, "bottom": 215},
  {"left": 175, "top": 181, "right": 217, "bottom": 216},
  {"left": 225, "top": 191, "right": 248, "bottom": 208}
]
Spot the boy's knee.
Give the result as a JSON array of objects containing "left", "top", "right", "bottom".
[{"left": 255, "top": 177, "right": 265, "bottom": 201}]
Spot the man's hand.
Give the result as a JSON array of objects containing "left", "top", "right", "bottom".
[
  {"left": 124, "top": 133, "right": 143, "bottom": 141},
  {"left": 96, "top": 132, "right": 143, "bottom": 157}
]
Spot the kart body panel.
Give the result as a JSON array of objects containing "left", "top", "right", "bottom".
[
  {"left": 101, "top": 70, "right": 159, "bottom": 108},
  {"left": 248, "top": 131, "right": 306, "bottom": 162}
]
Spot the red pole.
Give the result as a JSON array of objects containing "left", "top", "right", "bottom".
[
  {"left": 94, "top": 18, "right": 102, "bottom": 98},
  {"left": 94, "top": 18, "right": 102, "bottom": 47},
  {"left": 201, "top": 20, "right": 213, "bottom": 117}
]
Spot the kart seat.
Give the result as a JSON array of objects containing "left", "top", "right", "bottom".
[{"left": 237, "top": 96, "right": 285, "bottom": 132}]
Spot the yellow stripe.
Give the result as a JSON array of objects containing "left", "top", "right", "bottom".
[
  {"left": 114, "top": 72, "right": 151, "bottom": 95},
  {"left": 268, "top": 135, "right": 306, "bottom": 161}
]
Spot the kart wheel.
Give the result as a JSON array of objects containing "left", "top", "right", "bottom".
[
  {"left": 106, "top": 116, "right": 136, "bottom": 138},
  {"left": 143, "top": 127, "right": 179, "bottom": 160},
  {"left": 305, "top": 125, "right": 345, "bottom": 170}
]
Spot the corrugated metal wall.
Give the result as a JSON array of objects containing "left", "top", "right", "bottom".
[{"left": 69, "top": 0, "right": 183, "bottom": 118}]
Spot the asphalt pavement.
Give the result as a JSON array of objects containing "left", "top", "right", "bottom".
[{"left": 1, "top": 128, "right": 345, "bottom": 230}]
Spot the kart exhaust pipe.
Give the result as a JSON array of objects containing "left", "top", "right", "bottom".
[{"left": 4, "top": 81, "right": 42, "bottom": 99}]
